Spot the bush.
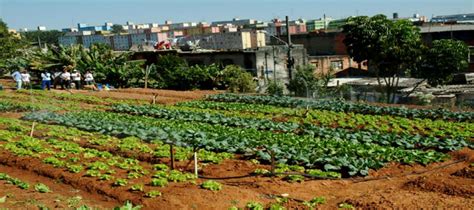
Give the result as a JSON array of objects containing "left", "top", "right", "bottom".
[
  {"left": 265, "top": 80, "right": 284, "bottom": 96},
  {"left": 221, "top": 65, "right": 256, "bottom": 93}
]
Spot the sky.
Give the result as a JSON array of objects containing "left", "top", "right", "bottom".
[{"left": 1, "top": 0, "right": 473, "bottom": 30}]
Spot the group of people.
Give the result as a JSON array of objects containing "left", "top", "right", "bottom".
[{"left": 11, "top": 66, "right": 95, "bottom": 91}]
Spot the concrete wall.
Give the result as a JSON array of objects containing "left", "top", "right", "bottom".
[{"left": 308, "top": 55, "right": 365, "bottom": 75}]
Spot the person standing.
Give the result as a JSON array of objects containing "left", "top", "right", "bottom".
[
  {"left": 41, "top": 71, "right": 52, "bottom": 90},
  {"left": 71, "top": 70, "right": 82, "bottom": 90},
  {"left": 60, "top": 69, "right": 71, "bottom": 90},
  {"left": 84, "top": 70, "right": 94, "bottom": 85},
  {"left": 11, "top": 69, "right": 22, "bottom": 90},
  {"left": 52, "top": 70, "right": 62, "bottom": 89},
  {"left": 21, "top": 70, "right": 31, "bottom": 89}
]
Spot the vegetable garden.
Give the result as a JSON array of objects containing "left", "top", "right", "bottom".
[{"left": 0, "top": 90, "right": 473, "bottom": 209}]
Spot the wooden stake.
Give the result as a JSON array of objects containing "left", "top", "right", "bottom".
[
  {"left": 194, "top": 151, "right": 198, "bottom": 177},
  {"left": 270, "top": 150, "right": 275, "bottom": 176},
  {"left": 30, "top": 122, "right": 36, "bottom": 137},
  {"left": 170, "top": 144, "right": 175, "bottom": 170}
]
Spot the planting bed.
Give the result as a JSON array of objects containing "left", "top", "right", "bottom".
[{"left": 0, "top": 89, "right": 472, "bottom": 209}]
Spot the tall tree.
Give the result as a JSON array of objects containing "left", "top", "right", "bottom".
[
  {"left": 111, "top": 24, "right": 125, "bottom": 34},
  {"left": 343, "top": 15, "right": 423, "bottom": 103},
  {"left": 0, "top": 19, "right": 29, "bottom": 76},
  {"left": 414, "top": 39, "right": 469, "bottom": 86},
  {"left": 22, "top": 30, "right": 65, "bottom": 46}
]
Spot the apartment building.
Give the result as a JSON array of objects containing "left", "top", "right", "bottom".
[{"left": 180, "top": 30, "right": 265, "bottom": 50}]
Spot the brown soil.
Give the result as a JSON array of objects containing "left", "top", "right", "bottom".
[
  {"left": 0, "top": 164, "right": 118, "bottom": 209},
  {"left": 404, "top": 175, "right": 474, "bottom": 198},
  {"left": 452, "top": 166, "right": 474, "bottom": 179}
]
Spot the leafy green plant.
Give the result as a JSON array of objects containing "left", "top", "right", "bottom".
[
  {"left": 113, "top": 179, "right": 128, "bottom": 187},
  {"left": 145, "top": 190, "right": 161, "bottom": 198},
  {"left": 338, "top": 203, "right": 354, "bottom": 209},
  {"left": 113, "top": 201, "right": 142, "bottom": 210},
  {"left": 150, "top": 178, "right": 168, "bottom": 187},
  {"left": 85, "top": 170, "right": 101, "bottom": 177},
  {"left": 34, "top": 183, "right": 51, "bottom": 193},
  {"left": 130, "top": 184, "right": 144, "bottom": 192},
  {"left": 201, "top": 180, "right": 222, "bottom": 191},
  {"left": 303, "top": 196, "right": 326, "bottom": 208},
  {"left": 67, "top": 165, "right": 83, "bottom": 173},
  {"left": 246, "top": 201, "right": 264, "bottom": 210}
]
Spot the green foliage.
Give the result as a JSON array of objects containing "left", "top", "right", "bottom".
[
  {"left": 113, "top": 201, "right": 141, "bottom": 210},
  {"left": 21, "top": 30, "right": 64, "bottom": 46},
  {"left": 343, "top": 15, "right": 423, "bottom": 103},
  {"left": 415, "top": 39, "right": 469, "bottom": 86},
  {"left": 288, "top": 65, "right": 319, "bottom": 97},
  {"left": 150, "top": 178, "right": 168, "bottom": 187},
  {"left": 338, "top": 203, "right": 354, "bottom": 209},
  {"left": 303, "top": 196, "right": 326, "bottom": 208},
  {"left": 111, "top": 25, "right": 125, "bottom": 34},
  {"left": 0, "top": 19, "right": 29, "bottom": 76},
  {"left": 145, "top": 190, "right": 161, "bottom": 198},
  {"left": 29, "top": 44, "right": 145, "bottom": 88},
  {"left": 245, "top": 202, "right": 264, "bottom": 210},
  {"left": 201, "top": 180, "right": 222, "bottom": 191},
  {"left": 34, "top": 183, "right": 51, "bottom": 193},
  {"left": 113, "top": 179, "right": 128, "bottom": 187},
  {"left": 221, "top": 65, "right": 256, "bottom": 93},
  {"left": 266, "top": 80, "right": 284, "bottom": 96},
  {"left": 130, "top": 184, "right": 144, "bottom": 192}
]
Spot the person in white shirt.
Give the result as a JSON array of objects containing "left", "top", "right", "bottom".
[
  {"left": 41, "top": 71, "right": 52, "bottom": 90},
  {"left": 60, "top": 69, "right": 71, "bottom": 90},
  {"left": 20, "top": 70, "right": 31, "bottom": 88},
  {"left": 11, "top": 70, "right": 22, "bottom": 90},
  {"left": 84, "top": 71, "right": 94, "bottom": 85},
  {"left": 71, "top": 70, "right": 82, "bottom": 90}
]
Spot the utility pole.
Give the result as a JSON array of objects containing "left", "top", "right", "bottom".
[{"left": 286, "top": 16, "right": 293, "bottom": 80}]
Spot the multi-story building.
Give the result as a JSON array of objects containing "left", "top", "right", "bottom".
[
  {"left": 76, "top": 23, "right": 112, "bottom": 32},
  {"left": 431, "top": 13, "right": 474, "bottom": 23},
  {"left": 212, "top": 18, "right": 257, "bottom": 27},
  {"left": 306, "top": 18, "right": 332, "bottom": 31},
  {"left": 326, "top": 18, "right": 348, "bottom": 30},
  {"left": 82, "top": 34, "right": 112, "bottom": 48},
  {"left": 266, "top": 18, "right": 307, "bottom": 36},
  {"left": 179, "top": 30, "right": 265, "bottom": 50},
  {"left": 59, "top": 31, "right": 168, "bottom": 51}
]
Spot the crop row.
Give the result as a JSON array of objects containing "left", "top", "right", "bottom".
[
  {"left": 24, "top": 111, "right": 450, "bottom": 176},
  {"left": 111, "top": 104, "right": 471, "bottom": 151},
  {"left": 176, "top": 101, "right": 474, "bottom": 139},
  {"left": 0, "top": 101, "right": 34, "bottom": 112},
  {"left": 0, "top": 172, "right": 51, "bottom": 193},
  {"left": 0, "top": 124, "right": 198, "bottom": 198},
  {"left": 207, "top": 94, "right": 474, "bottom": 122}
]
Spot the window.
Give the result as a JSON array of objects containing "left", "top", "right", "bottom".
[{"left": 330, "top": 60, "right": 343, "bottom": 71}]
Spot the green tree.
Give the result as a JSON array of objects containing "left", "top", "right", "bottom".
[
  {"left": 0, "top": 19, "right": 28, "bottom": 76},
  {"left": 415, "top": 39, "right": 469, "bottom": 86},
  {"left": 21, "top": 30, "right": 65, "bottom": 46},
  {"left": 265, "top": 80, "right": 284, "bottom": 96},
  {"left": 287, "top": 65, "right": 320, "bottom": 97},
  {"left": 343, "top": 15, "right": 423, "bottom": 103},
  {"left": 153, "top": 54, "right": 188, "bottom": 89},
  {"left": 221, "top": 65, "right": 256, "bottom": 93},
  {"left": 111, "top": 24, "right": 125, "bottom": 34}
]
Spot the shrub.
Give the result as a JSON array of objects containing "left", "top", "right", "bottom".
[
  {"left": 265, "top": 80, "right": 284, "bottom": 96},
  {"left": 221, "top": 65, "right": 256, "bottom": 93}
]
